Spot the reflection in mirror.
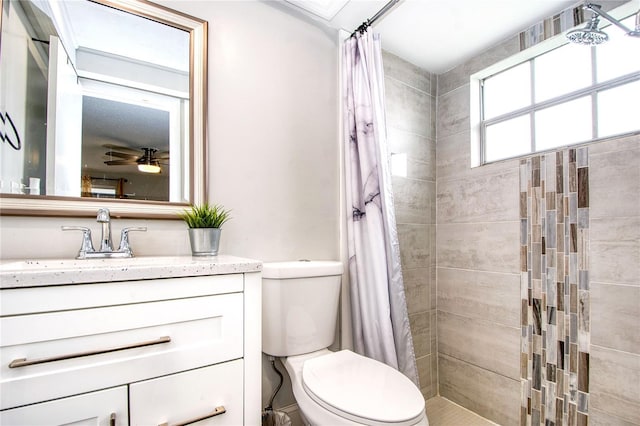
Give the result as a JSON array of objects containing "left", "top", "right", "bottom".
[{"left": 0, "top": 0, "right": 207, "bottom": 217}]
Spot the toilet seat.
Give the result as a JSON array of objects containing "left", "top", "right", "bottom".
[{"left": 301, "top": 350, "right": 425, "bottom": 426}]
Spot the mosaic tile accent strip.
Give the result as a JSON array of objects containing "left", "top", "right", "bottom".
[
  {"left": 519, "top": 5, "right": 585, "bottom": 50},
  {"left": 520, "top": 148, "right": 590, "bottom": 426}
]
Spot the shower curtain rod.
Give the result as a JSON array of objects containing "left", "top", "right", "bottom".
[{"left": 351, "top": 0, "right": 400, "bottom": 36}]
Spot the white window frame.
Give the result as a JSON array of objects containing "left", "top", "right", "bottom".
[{"left": 470, "top": 6, "right": 640, "bottom": 167}]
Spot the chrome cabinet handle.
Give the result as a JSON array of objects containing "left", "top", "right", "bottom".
[
  {"left": 9, "top": 336, "right": 171, "bottom": 368},
  {"left": 110, "top": 413, "right": 116, "bottom": 426},
  {"left": 158, "top": 406, "right": 227, "bottom": 426}
]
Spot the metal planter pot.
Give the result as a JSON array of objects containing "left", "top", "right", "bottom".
[{"left": 188, "top": 228, "right": 222, "bottom": 256}]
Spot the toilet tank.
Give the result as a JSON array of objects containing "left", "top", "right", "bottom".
[{"left": 262, "top": 260, "right": 343, "bottom": 357}]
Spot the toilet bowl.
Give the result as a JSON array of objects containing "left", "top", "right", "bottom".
[
  {"left": 262, "top": 261, "right": 429, "bottom": 426},
  {"left": 283, "top": 349, "right": 428, "bottom": 426}
]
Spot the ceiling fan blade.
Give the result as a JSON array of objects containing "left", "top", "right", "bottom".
[
  {"left": 104, "top": 160, "right": 138, "bottom": 166},
  {"left": 102, "top": 144, "right": 141, "bottom": 155},
  {"left": 155, "top": 151, "right": 170, "bottom": 159},
  {"left": 104, "top": 151, "right": 139, "bottom": 159}
]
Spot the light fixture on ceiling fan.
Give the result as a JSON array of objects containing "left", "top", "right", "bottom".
[
  {"left": 103, "top": 145, "right": 168, "bottom": 174},
  {"left": 138, "top": 158, "right": 161, "bottom": 174}
]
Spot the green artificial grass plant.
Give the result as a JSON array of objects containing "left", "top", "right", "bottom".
[{"left": 179, "top": 203, "right": 232, "bottom": 228}]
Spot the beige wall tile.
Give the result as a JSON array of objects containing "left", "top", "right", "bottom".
[
  {"left": 383, "top": 50, "right": 431, "bottom": 94},
  {"left": 591, "top": 241, "right": 640, "bottom": 286},
  {"left": 589, "top": 408, "right": 639, "bottom": 426},
  {"left": 590, "top": 146, "right": 640, "bottom": 219},
  {"left": 385, "top": 77, "right": 433, "bottom": 138},
  {"left": 438, "top": 267, "right": 520, "bottom": 327},
  {"left": 437, "top": 36, "right": 520, "bottom": 96},
  {"left": 438, "top": 311, "right": 520, "bottom": 379},
  {"left": 431, "top": 74, "right": 438, "bottom": 97},
  {"left": 386, "top": 46, "right": 436, "bottom": 411},
  {"left": 417, "top": 354, "right": 436, "bottom": 399},
  {"left": 430, "top": 310, "right": 437, "bottom": 354},
  {"left": 430, "top": 268, "right": 437, "bottom": 310},
  {"left": 437, "top": 169, "right": 520, "bottom": 223},
  {"left": 590, "top": 345, "right": 640, "bottom": 425},
  {"left": 403, "top": 267, "right": 430, "bottom": 315},
  {"left": 591, "top": 216, "right": 640, "bottom": 243},
  {"left": 439, "top": 354, "right": 521, "bottom": 425},
  {"left": 591, "top": 282, "right": 640, "bottom": 353},
  {"left": 436, "top": 130, "right": 472, "bottom": 179},
  {"left": 436, "top": 222, "right": 520, "bottom": 273},
  {"left": 398, "top": 224, "right": 431, "bottom": 269},
  {"left": 410, "top": 311, "right": 431, "bottom": 358},
  {"left": 388, "top": 127, "right": 435, "bottom": 167},
  {"left": 436, "top": 84, "right": 470, "bottom": 139},
  {"left": 589, "top": 133, "right": 640, "bottom": 156},
  {"left": 436, "top": 131, "right": 519, "bottom": 183},
  {"left": 393, "top": 177, "right": 435, "bottom": 224},
  {"left": 407, "top": 158, "right": 434, "bottom": 183}
]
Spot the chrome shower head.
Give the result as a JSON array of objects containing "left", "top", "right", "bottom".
[{"left": 567, "top": 15, "right": 609, "bottom": 45}]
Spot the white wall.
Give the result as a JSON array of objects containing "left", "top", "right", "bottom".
[{"left": 0, "top": 0, "right": 340, "bottom": 263}]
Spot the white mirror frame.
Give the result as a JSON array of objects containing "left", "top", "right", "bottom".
[{"left": 0, "top": 0, "right": 208, "bottom": 219}]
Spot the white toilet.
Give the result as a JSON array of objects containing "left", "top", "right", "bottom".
[{"left": 262, "top": 260, "right": 428, "bottom": 426}]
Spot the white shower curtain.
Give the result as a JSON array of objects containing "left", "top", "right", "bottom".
[{"left": 342, "top": 30, "right": 419, "bottom": 386}]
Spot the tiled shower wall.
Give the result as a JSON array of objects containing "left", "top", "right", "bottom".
[
  {"left": 383, "top": 50, "right": 437, "bottom": 398},
  {"left": 435, "top": 32, "right": 640, "bottom": 426},
  {"left": 436, "top": 38, "right": 522, "bottom": 425},
  {"left": 588, "top": 135, "right": 640, "bottom": 425}
]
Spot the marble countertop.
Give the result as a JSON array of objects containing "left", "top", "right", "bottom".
[{"left": 0, "top": 255, "right": 262, "bottom": 288}]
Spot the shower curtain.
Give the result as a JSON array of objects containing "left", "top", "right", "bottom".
[{"left": 342, "top": 30, "right": 419, "bottom": 386}]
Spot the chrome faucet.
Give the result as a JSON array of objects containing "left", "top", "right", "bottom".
[
  {"left": 62, "top": 208, "right": 147, "bottom": 259},
  {"left": 96, "top": 208, "right": 114, "bottom": 252}
]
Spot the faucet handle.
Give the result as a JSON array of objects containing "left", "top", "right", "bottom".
[
  {"left": 117, "top": 227, "right": 147, "bottom": 256},
  {"left": 62, "top": 226, "right": 95, "bottom": 259}
]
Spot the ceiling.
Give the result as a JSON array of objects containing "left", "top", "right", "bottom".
[
  {"left": 283, "top": 0, "right": 581, "bottom": 73},
  {"left": 63, "top": 0, "right": 190, "bottom": 72}
]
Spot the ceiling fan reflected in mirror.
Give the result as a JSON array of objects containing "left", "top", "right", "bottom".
[{"left": 103, "top": 144, "right": 169, "bottom": 174}]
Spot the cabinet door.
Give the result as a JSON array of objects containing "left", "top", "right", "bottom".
[
  {"left": 0, "top": 386, "right": 128, "bottom": 426},
  {"left": 130, "top": 360, "right": 243, "bottom": 426}
]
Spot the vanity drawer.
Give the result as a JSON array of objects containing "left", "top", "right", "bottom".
[
  {"left": 130, "top": 360, "right": 244, "bottom": 426},
  {"left": 0, "top": 386, "right": 128, "bottom": 426},
  {"left": 1, "top": 274, "right": 244, "bottom": 316},
  {"left": 0, "top": 292, "right": 243, "bottom": 410}
]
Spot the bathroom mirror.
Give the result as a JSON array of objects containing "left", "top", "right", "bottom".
[{"left": 0, "top": 0, "right": 207, "bottom": 218}]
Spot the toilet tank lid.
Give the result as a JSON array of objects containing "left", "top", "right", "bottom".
[{"left": 262, "top": 260, "right": 343, "bottom": 279}]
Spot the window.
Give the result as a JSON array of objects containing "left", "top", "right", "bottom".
[{"left": 477, "top": 15, "right": 640, "bottom": 164}]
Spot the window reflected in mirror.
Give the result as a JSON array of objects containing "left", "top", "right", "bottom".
[{"left": 0, "top": 0, "right": 190, "bottom": 203}]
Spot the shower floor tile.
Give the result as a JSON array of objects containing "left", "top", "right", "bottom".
[{"left": 425, "top": 396, "right": 497, "bottom": 426}]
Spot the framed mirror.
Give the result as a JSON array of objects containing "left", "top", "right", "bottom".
[{"left": 0, "top": 0, "right": 207, "bottom": 218}]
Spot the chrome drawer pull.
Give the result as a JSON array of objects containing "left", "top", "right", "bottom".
[
  {"left": 158, "top": 406, "right": 227, "bottom": 426},
  {"left": 110, "top": 413, "right": 117, "bottom": 426},
  {"left": 8, "top": 336, "right": 171, "bottom": 368}
]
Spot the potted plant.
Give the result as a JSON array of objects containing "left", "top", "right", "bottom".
[{"left": 179, "top": 203, "right": 231, "bottom": 256}]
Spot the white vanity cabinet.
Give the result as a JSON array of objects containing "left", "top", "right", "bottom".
[{"left": 0, "top": 256, "right": 262, "bottom": 426}]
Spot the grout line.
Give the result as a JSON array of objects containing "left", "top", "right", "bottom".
[{"left": 385, "top": 74, "right": 434, "bottom": 97}]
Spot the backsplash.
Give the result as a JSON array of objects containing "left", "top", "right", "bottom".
[{"left": 520, "top": 148, "right": 591, "bottom": 425}]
